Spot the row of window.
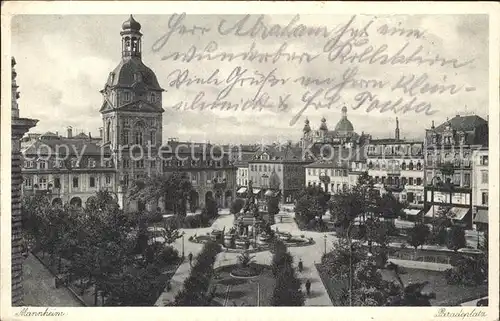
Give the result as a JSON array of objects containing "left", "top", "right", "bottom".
[
  {"left": 307, "top": 168, "right": 348, "bottom": 177},
  {"left": 428, "top": 132, "right": 467, "bottom": 145},
  {"left": 308, "top": 181, "right": 348, "bottom": 192},
  {"left": 249, "top": 164, "right": 282, "bottom": 172},
  {"left": 24, "top": 159, "right": 112, "bottom": 169},
  {"left": 162, "top": 159, "right": 225, "bottom": 168},
  {"left": 368, "top": 161, "right": 422, "bottom": 171},
  {"left": 24, "top": 175, "right": 112, "bottom": 189},
  {"left": 374, "top": 176, "right": 422, "bottom": 186},
  {"left": 122, "top": 159, "right": 154, "bottom": 169},
  {"left": 366, "top": 144, "right": 423, "bottom": 156},
  {"left": 425, "top": 172, "right": 472, "bottom": 186},
  {"left": 122, "top": 91, "right": 159, "bottom": 103},
  {"left": 121, "top": 130, "right": 156, "bottom": 145}
]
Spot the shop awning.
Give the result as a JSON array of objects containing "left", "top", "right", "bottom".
[
  {"left": 403, "top": 209, "right": 421, "bottom": 216},
  {"left": 424, "top": 205, "right": 441, "bottom": 218},
  {"left": 474, "top": 209, "right": 488, "bottom": 224},
  {"left": 449, "top": 207, "right": 469, "bottom": 221},
  {"left": 237, "top": 187, "right": 247, "bottom": 194},
  {"left": 253, "top": 188, "right": 261, "bottom": 195}
]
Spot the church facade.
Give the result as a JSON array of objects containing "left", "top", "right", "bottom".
[{"left": 21, "top": 15, "right": 237, "bottom": 212}]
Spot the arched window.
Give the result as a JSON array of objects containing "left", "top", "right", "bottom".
[
  {"left": 401, "top": 162, "right": 406, "bottom": 170},
  {"left": 416, "top": 162, "right": 422, "bottom": 170},
  {"left": 408, "top": 161, "right": 414, "bottom": 170},
  {"left": 150, "top": 131, "right": 156, "bottom": 145}
]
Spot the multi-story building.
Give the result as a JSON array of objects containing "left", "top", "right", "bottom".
[
  {"left": 247, "top": 145, "right": 313, "bottom": 203},
  {"left": 157, "top": 139, "right": 236, "bottom": 211},
  {"left": 21, "top": 15, "right": 237, "bottom": 213},
  {"left": 305, "top": 145, "right": 369, "bottom": 194},
  {"left": 423, "top": 114, "right": 488, "bottom": 228},
  {"left": 305, "top": 148, "right": 352, "bottom": 193},
  {"left": 22, "top": 128, "right": 117, "bottom": 207},
  {"left": 471, "top": 147, "right": 488, "bottom": 230},
  {"left": 366, "top": 139, "right": 425, "bottom": 205}
]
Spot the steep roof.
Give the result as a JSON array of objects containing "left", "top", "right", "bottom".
[
  {"left": 23, "top": 138, "right": 111, "bottom": 156},
  {"left": 105, "top": 57, "right": 163, "bottom": 91},
  {"left": 435, "top": 115, "right": 487, "bottom": 132}
]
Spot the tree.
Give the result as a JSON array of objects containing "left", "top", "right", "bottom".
[
  {"left": 377, "top": 193, "right": 404, "bottom": 221},
  {"left": 271, "top": 240, "right": 293, "bottom": 277},
  {"left": 230, "top": 198, "right": 245, "bottom": 214},
  {"left": 320, "top": 238, "right": 366, "bottom": 279},
  {"left": 447, "top": 226, "right": 466, "bottom": 252},
  {"left": 407, "top": 224, "right": 430, "bottom": 250},
  {"left": 267, "top": 195, "right": 280, "bottom": 216},
  {"left": 128, "top": 172, "right": 193, "bottom": 216},
  {"left": 329, "top": 189, "right": 364, "bottom": 232},
  {"left": 295, "top": 186, "right": 329, "bottom": 224},
  {"left": 174, "top": 241, "right": 221, "bottom": 306},
  {"left": 271, "top": 265, "right": 304, "bottom": 306}
]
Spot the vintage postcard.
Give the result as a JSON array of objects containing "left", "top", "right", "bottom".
[{"left": 1, "top": 1, "right": 499, "bottom": 321}]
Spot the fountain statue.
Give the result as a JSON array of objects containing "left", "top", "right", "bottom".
[{"left": 242, "top": 180, "right": 260, "bottom": 219}]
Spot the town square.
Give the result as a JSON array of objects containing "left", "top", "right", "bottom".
[{"left": 6, "top": 11, "right": 493, "bottom": 309}]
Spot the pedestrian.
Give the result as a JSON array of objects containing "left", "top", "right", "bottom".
[
  {"left": 305, "top": 279, "right": 311, "bottom": 296},
  {"left": 298, "top": 259, "right": 303, "bottom": 273},
  {"left": 188, "top": 252, "right": 193, "bottom": 266}
]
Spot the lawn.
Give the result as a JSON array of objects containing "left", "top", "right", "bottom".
[
  {"left": 209, "top": 264, "right": 275, "bottom": 306},
  {"left": 316, "top": 263, "right": 488, "bottom": 306},
  {"left": 380, "top": 268, "right": 488, "bottom": 306}
]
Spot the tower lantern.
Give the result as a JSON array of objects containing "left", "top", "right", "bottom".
[{"left": 121, "top": 15, "right": 142, "bottom": 59}]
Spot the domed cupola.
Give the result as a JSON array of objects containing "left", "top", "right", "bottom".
[
  {"left": 303, "top": 117, "right": 311, "bottom": 133},
  {"left": 334, "top": 106, "right": 354, "bottom": 133},
  {"left": 122, "top": 14, "right": 141, "bottom": 32},
  {"left": 319, "top": 117, "right": 328, "bottom": 131},
  {"left": 103, "top": 15, "right": 163, "bottom": 91}
]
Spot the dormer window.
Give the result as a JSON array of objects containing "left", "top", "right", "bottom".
[{"left": 124, "top": 92, "right": 131, "bottom": 102}]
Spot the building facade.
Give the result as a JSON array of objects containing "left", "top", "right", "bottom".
[
  {"left": 366, "top": 140, "right": 425, "bottom": 205},
  {"left": 20, "top": 15, "right": 237, "bottom": 213},
  {"left": 22, "top": 129, "right": 117, "bottom": 207},
  {"left": 12, "top": 57, "right": 38, "bottom": 306},
  {"left": 423, "top": 114, "right": 488, "bottom": 228},
  {"left": 246, "top": 145, "right": 313, "bottom": 203},
  {"left": 471, "top": 148, "right": 488, "bottom": 230}
]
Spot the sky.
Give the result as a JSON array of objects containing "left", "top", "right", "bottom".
[{"left": 11, "top": 14, "right": 489, "bottom": 144}]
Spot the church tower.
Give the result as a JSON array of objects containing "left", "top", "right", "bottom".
[{"left": 99, "top": 15, "right": 164, "bottom": 208}]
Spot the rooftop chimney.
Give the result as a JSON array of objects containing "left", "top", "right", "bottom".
[{"left": 67, "top": 126, "right": 73, "bottom": 138}]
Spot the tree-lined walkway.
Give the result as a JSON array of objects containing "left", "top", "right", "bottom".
[{"left": 155, "top": 209, "right": 333, "bottom": 306}]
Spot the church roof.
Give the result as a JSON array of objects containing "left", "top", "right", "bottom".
[
  {"left": 105, "top": 57, "right": 163, "bottom": 91},
  {"left": 334, "top": 118, "right": 354, "bottom": 132}
]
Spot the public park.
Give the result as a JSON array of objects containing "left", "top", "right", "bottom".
[{"left": 20, "top": 171, "right": 489, "bottom": 307}]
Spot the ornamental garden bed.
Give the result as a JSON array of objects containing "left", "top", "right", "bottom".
[{"left": 209, "top": 264, "right": 275, "bottom": 306}]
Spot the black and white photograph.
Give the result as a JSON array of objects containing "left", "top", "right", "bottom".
[{"left": 1, "top": 2, "right": 498, "bottom": 318}]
